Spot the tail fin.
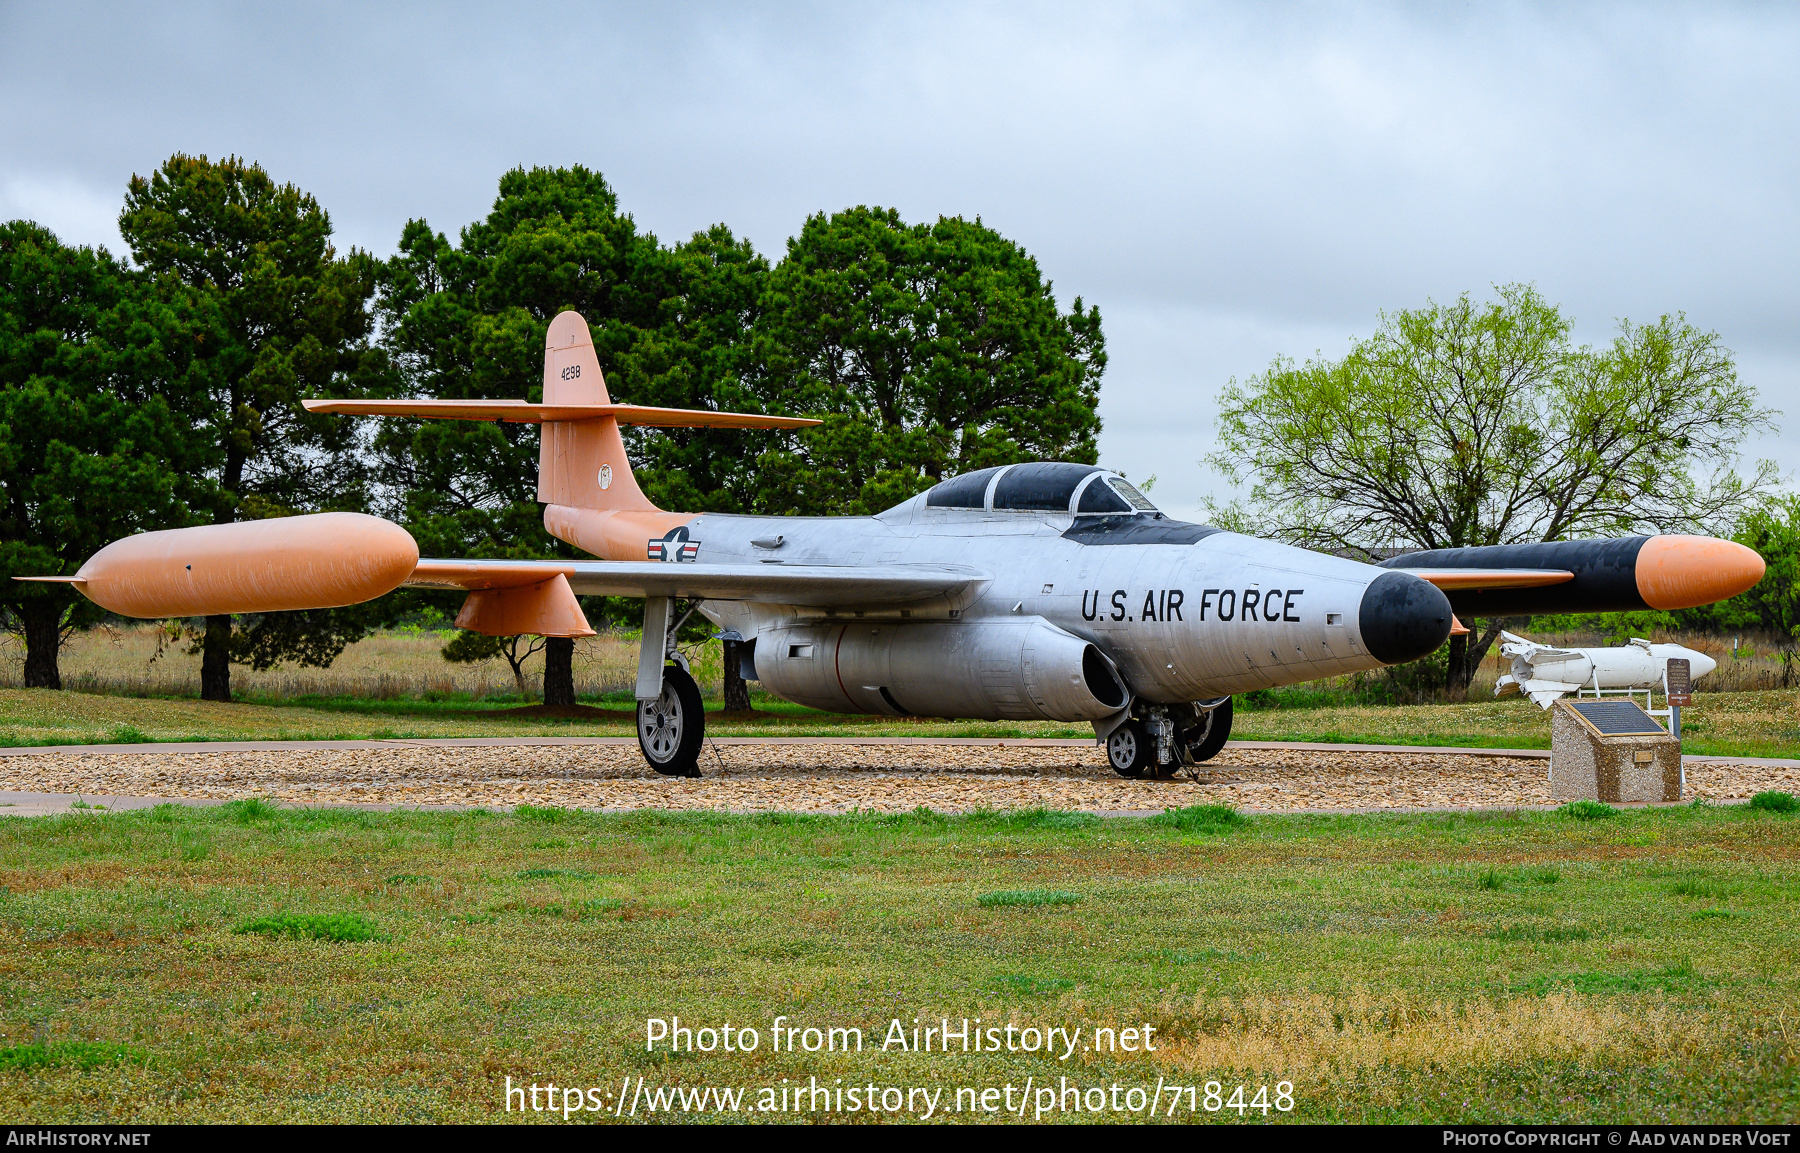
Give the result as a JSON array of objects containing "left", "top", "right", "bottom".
[
  {"left": 538, "top": 311, "right": 656, "bottom": 512},
  {"left": 300, "top": 309, "right": 819, "bottom": 560}
]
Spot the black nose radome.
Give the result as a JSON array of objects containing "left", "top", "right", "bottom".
[{"left": 1358, "top": 571, "right": 1454, "bottom": 665}]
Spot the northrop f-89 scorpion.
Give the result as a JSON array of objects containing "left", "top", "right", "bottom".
[{"left": 24, "top": 312, "right": 1768, "bottom": 778}]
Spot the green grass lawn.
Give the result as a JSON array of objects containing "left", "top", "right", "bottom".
[
  {"left": 3, "top": 686, "right": 1797, "bottom": 758},
  {"left": 0, "top": 800, "right": 1794, "bottom": 1123}
]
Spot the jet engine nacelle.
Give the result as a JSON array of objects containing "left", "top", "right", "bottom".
[{"left": 755, "top": 617, "right": 1130, "bottom": 722}]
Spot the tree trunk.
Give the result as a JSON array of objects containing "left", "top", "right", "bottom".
[
  {"left": 543, "top": 636, "right": 575, "bottom": 706},
  {"left": 1444, "top": 632, "right": 1469, "bottom": 694},
  {"left": 201, "top": 614, "right": 232, "bottom": 701},
  {"left": 721, "top": 638, "right": 752, "bottom": 713},
  {"left": 1446, "top": 618, "right": 1511, "bottom": 692},
  {"left": 20, "top": 601, "right": 63, "bottom": 690}
]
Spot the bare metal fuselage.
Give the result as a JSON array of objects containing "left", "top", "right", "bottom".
[{"left": 685, "top": 498, "right": 1401, "bottom": 719}]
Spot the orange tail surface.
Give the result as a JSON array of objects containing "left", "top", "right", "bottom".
[
  {"left": 536, "top": 312, "right": 692, "bottom": 559},
  {"left": 300, "top": 309, "right": 818, "bottom": 562}
]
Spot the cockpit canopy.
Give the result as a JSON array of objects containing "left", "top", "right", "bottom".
[{"left": 918, "top": 463, "right": 1159, "bottom": 516}]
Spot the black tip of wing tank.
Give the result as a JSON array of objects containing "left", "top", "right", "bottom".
[{"left": 1358, "top": 571, "right": 1454, "bottom": 665}]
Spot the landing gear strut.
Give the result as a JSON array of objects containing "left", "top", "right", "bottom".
[
  {"left": 1179, "top": 697, "right": 1233, "bottom": 766},
  {"left": 635, "top": 596, "right": 707, "bottom": 777},
  {"left": 1105, "top": 697, "right": 1233, "bottom": 779}
]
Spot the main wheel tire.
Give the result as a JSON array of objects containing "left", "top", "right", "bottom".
[
  {"left": 637, "top": 664, "right": 705, "bottom": 777},
  {"left": 1106, "top": 719, "right": 1156, "bottom": 779},
  {"left": 1184, "top": 697, "right": 1233, "bottom": 764}
]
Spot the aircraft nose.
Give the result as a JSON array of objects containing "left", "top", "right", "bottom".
[
  {"left": 1358, "top": 571, "right": 1455, "bottom": 665},
  {"left": 1686, "top": 649, "right": 1718, "bottom": 680}
]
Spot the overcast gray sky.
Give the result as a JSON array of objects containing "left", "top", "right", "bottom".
[{"left": 3, "top": 1, "right": 1795, "bottom": 520}]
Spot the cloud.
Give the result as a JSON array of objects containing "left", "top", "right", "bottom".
[
  {"left": 0, "top": 175, "right": 124, "bottom": 253},
  {"left": 2, "top": 1, "right": 1794, "bottom": 505}
]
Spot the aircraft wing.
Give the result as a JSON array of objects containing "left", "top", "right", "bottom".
[{"left": 404, "top": 559, "right": 989, "bottom": 609}]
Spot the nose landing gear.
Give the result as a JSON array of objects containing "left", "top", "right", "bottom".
[{"left": 1105, "top": 697, "right": 1233, "bottom": 779}]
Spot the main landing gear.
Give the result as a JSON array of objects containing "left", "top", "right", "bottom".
[
  {"left": 638, "top": 662, "right": 705, "bottom": 777},
  {"left": 1106, "top": 697, "right": 1233, "bottom": 779}
]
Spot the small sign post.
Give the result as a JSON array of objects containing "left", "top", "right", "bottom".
[
  {"left": 1666, "top": 657, "right": 1692, "bottom": 789},
  {"left": 1666, "top": 657, "right": 1692, "bottom": 714}
]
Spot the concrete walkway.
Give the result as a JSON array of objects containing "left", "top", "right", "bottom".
[
  {"left": 2, "top": 733, "right": 1792, "bottom": 765},
  {"left": 0, "top": 787, "right": 1731, "bottom": 820}
]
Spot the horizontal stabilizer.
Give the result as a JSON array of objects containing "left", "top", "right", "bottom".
[
  {"left": 406, "top": 559, "right": 988, "bottom": 609},
  {"left": 302, "top": 399, "right": 821, "bottom": 429}
]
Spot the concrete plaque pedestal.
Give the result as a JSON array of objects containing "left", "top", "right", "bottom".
[{"left": 1550, "top": 700, "right": 1682, "bottom": 802}]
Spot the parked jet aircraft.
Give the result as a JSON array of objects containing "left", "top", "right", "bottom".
[{"left": 25, "top": 312, "right": 1767, "bottom": 779}]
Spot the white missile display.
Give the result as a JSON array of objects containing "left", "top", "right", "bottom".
[{"left": 1493, "top": 630, "right": 1716, "bottom": 708}]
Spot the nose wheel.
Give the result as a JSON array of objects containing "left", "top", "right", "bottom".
[
  {"left": 1106, "top": 720, "right": 1156, "bottom": 778},
  {"left": 637, "top": 663, "right": 705, "bottom": 777}
]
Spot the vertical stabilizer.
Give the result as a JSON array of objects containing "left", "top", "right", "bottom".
[{"left": 538, "top": 311, "right": 658, "bottom": 512}]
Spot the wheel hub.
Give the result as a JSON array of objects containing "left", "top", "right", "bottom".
[{"left": 641, "top": 687, "right": 684, "bottom": 761}]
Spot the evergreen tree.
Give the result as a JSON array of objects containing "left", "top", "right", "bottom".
[
  {"left": 118, "top": 154, "right": 390, "bottom": 700},
  {"left": 0, "top": 220, "right": 214, "bottom": 688},
  {"left": 751, "top": 207, "right": 1107, "bottom": 515}
]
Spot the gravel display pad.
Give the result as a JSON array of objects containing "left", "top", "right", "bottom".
[{"left": 3, "top": 743, "right": 1797, "bottom": 813}]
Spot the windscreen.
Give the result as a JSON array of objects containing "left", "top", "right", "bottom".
[
  {"left": 1076, "top": 477, "right": 1133, "bottom": 514},
  {"left": 1107, "top": 478, "right": 1159, "bottom": 512}
]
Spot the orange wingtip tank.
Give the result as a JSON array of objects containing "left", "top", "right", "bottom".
[
  {"left": 1636, "top": 535, "right": 1766, "bottom": 610},
  {"left": 52, "top": 512, "right": 419, "bottom": 619}
]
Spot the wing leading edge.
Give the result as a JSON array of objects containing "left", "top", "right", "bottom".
[{"left": 406, "top": 559, "right": 990, "bottom": 609}]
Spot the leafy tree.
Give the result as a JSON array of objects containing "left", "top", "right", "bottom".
[
  {"left": 376, "top": 166, "right": 678, "bottom": 704},
  {"left": 1723, "top": 494, "right": 1800, "bottom": 645},
  {"left": 610, "top": 225, "right": 780, "bottom": 710},
  {"left": 0, "top": 221, "right": 214, "bottom": 688},
  {"left": 441, "top": 629, "right": 545, "bottom": 699},
  {"left": 1667, "top": 494, "right": 1800, "bottom": 683},
  {"left": 117, "top": 154, "right": 389, "bottom": 701},
  {"left": 1209, "top": 284, "right": 1776, "bottom": 690},
  {"left": 751, "top": 207, "right": 1106, "bottom": 515}
]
